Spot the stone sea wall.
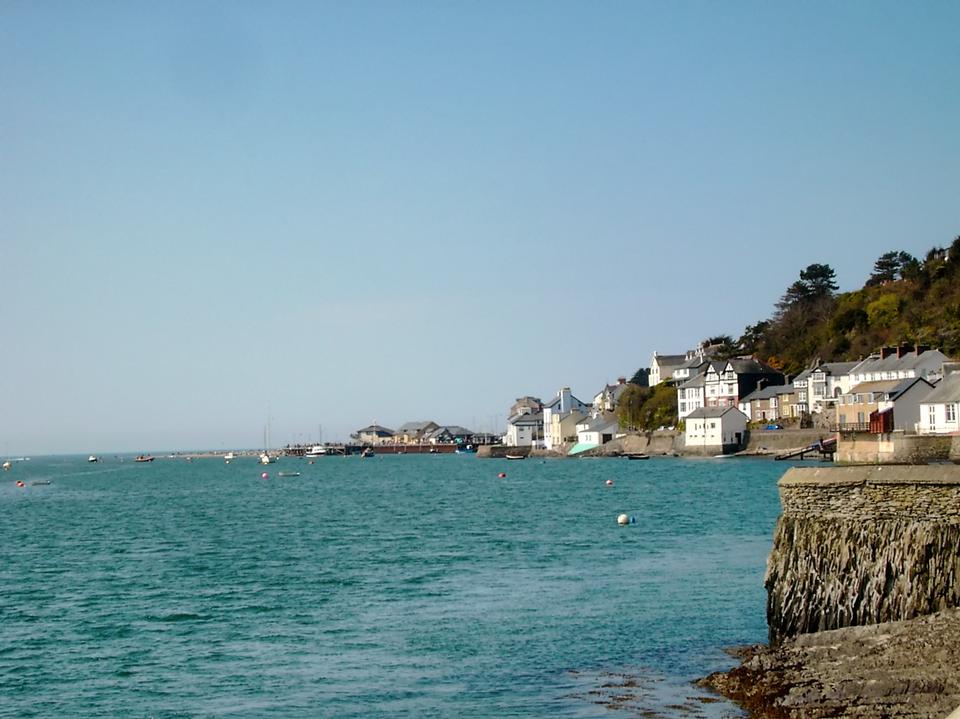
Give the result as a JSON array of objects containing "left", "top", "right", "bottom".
[{"left": 766, "top": 465, "right": 960, "bottom": 645}]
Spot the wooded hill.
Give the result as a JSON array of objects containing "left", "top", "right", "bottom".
[
  {"left": 618, "top": 234, "right": 960, "bottom": 431},
  {"left": 737, "top": 235, "right": 960, "bottom": 377}
]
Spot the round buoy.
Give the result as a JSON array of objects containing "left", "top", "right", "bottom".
[
  {"left": 16, "top": 480, "right": 25, "bottom": 488},
  {"left": 261, "top": 472, "right": 269, "bottom": 479},
  {"left": 605, "top": 479, "right": 614, "bottom": 486},
  {"left": 498, "top": 472, "right": 506, "bottom": 478},
  {"left": 617, "top": 513, "right": 629, "bottom": 525}
]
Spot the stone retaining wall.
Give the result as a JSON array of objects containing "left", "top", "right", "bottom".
[{"left": 766, "top": 465, "right": 960, "bottom": 645}]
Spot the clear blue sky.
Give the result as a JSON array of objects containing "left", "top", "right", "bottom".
[{"left": 2, "top": 2, "right": 958, "bottom": 454}]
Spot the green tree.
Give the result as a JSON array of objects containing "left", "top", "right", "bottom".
[
  {"left": 866, "top": 293, "right": 902, "bottom": 329},
  {"left": 868, "top": 251, "right": 916, "bottom": 285},
  {"left": 617, "top": 384, "right": 650, "bottom": 429}
]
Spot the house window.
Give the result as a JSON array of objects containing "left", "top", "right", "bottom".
[
  {"left": 857, "top": 412, "right": 865, "bottom": 424},
  {"left": 929, "top": 406, "right": 937, "bottom": 429},
  {"left": 710, "top": 422, "right": 716, "bottom": 429},
  {"left": 946, "top": 404, "right": 957, "bottom": 423}
]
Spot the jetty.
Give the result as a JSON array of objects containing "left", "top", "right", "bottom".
[{"left": 773, "top": 436, "right": 836, "bottom": 461}]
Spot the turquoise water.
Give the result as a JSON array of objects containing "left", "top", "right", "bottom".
[{"left": 0, "top": 455, "right": 794, "bottom": 718}]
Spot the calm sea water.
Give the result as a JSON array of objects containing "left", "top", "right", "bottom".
[{"left": 0, "top": 454, "right": 796, "bottom": 718}]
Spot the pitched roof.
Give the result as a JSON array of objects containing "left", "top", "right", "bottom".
[
  {"left": 818, "top": 361, "right": 858, "bottom": 375},
  {"left": 741, "top": 384, "right": 795, "bottom": 403},
  {"left": 920, "top": 373, "right": 960, "bottom": 404},
  {"left": 397, "top": 421, "right": 436, "bottom": 433},
  {"left": 847, "top": 380, "right": 902, "bottom": 395},
  {"left": 356, "top": 424, "right": 395, "bottom": 436},
  {"left": 851, "top": 350, "right": 950, "bottom": 376},
  {"left": 686, "top": 406, "right": 748, "bottom": 420},
  {"left": 680, "top": 374, "right": 706, "bottom": 389},
  {"left": 508, "top": 412, "right": 542, "bottom": 425}
]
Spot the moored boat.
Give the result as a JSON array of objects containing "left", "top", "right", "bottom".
[
  {"left": 505, "top": 454, "right": 526, "bottom": 460},
  {"left": 88, "top": 455, "right": 100, "bottom": 463},
  {"left": 134, "top": 455, "right": 155, "bottom": 463}
]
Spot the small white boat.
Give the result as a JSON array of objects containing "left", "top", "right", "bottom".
[
  {"left": 259, "top": 453, "right": 275, "bottom": 465},
  {"left": 304, "top": 445, "right": 327, "bottom": 458},
  {"left": 88, "top": 455, "right": 100, "bottom": 463},
  {"left": 505, "top": 454, "right": 526, "bottom": 460},
  {"left": 2, "top": 461, "right": 11, "bottom": 471},
  {"left": 224, "top": 452, "right": 236, "bottom": 462},
  {"left": 277, "top": 471, "right": 301, "bottom": 477}
]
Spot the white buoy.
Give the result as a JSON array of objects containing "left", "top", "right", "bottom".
[{"left": 617, "top": 513, "right": 629, "bottom": 525}]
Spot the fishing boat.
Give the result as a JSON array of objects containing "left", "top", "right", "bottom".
[
  {"left": 224, "top": 452, "right": 236, "bottom": 462},
  {"left": 88, "top": 455, "right": 100, "bottom": 463},
  {"left": 259, "top": 452, "right": 275, "bottom": 465},
  {"left": 505, "top": 453, "right": 526, "bottom": 460},
  {"left": 134, "top": 455, "right": 155, "bottom": 463},
  {"left": 304, "top": 445, "right": 327, "bottom": 458}
]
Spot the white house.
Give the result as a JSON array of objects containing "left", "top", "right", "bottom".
[
  {"left": 505, "top": 412, "right": 543, "bottom": 447},
  {"left": 677, "top": 374, "right": 706, "bottom": 420},
  {"left": 592, "top": 379, "right": 629, "bottom": 413},
  {"left": 649, "top": 352, "right": 686, "bottom": 386},
  {"left": 917, "top": 372, "right": 960, "bottom": 435},
  {"left": 542, "top": 387, "right": 590, "bottom": 450},
  {"left": 847, "top": 347, "right": 950, "bottom": 387},
  {"left": 684, "top": 406, "right": 749, "bottom": 455},
  {"left": 569, "top": 412, "right": 621, "bottom": 455},
  {"left": 702, "top": 358, "right": 784, "bottom": 410}
]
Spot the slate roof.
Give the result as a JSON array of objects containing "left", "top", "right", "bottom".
[
  {"left": 356, "top": 424, "right": 395, "bottom": 436},
  {"left": 680, "top": 374, "right": 706, "bottom": 389},
  {"left": 686, "top": 406, "right": 748, "bottom": 420},
  {"left": 920, "top": 373, "right": 960, "bottom": 404},
  {"left": 397, "top": 421, "right": 436, "bottom": 433},
  {"left": 508, "top": 412, "right": 542, "bottom": 425},
  {"left": 818, "top": 361, "right": 858, "bottom": 375},
  {"left": 851, "top": 350, "right": 949, "bottom": 376},
  {"left": 741, "top": 384, "right": 795, "bottom": 403},
  {"left": 847, "top": 380, "right": 902, "bottom": 395}
]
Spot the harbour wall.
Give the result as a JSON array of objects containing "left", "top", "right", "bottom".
[
  {"left": 765, "top": 465, "right": 960, "bottom": 645},
  {"left": 834, "top": 431, "right": 960, "bottom": 464}
]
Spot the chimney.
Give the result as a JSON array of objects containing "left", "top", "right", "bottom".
[
  {"left": 897, "top": 343, "right": 914, "bottom": 359},
  {"left": 880, "top": 347, "right": 897, "bottom": 359},
  {"left": 915, "top": 344, "right": 930, "bottom": 355},
  {"left": 617, "top": 377, "right": 626, "bottom": 385}
]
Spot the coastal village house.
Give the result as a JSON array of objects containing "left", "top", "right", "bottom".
[
  {"left": 570, "top": 412, "right": 621, "bottom": 455},
  {"left": 801, "top": 361, "right": 859, "bottom": 415},
  {"left": 504, "top": 395, "right": 544, "bottom": 447},
  {"left": 677, "top": 374, "right": 706, "bottom": 420},
  {"left": 505, "top": 412, "right": 542, "bottom": 447},
  {"left": 683, "top": 406, "right": 749, "bottom": 455},
  {"left": 835, "top": 377, "right": 936, "bottom": 432},
  {"left": 649, "top": 352, "right": 686, "bottom": 386},
  {"left": 917, "top": 370, "right": 960, "bottom": 435},
  {"left": 592, "top": 378, "right": 630, "bottom": 413},
  {"left": 354, "top": 424, "right": 395, "bottom": 445},
  {"left": 846, "top": 346, "right": 950, "bottom": 386},
  {"left": 704, "top": 358, "right": 785, "bottom": 410},
  {"left": 395, "top": 421, "right": 440, "bottom": 444},
  {"left": 738, "top": 384, "right": 796, "bottom": 423},
  {"left": 542, "top": 387, "right": 590, "bottom": 451}
]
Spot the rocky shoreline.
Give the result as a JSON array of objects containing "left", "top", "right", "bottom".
[{"left": 698, "top": 608, "right": 960, "bottom": 718}]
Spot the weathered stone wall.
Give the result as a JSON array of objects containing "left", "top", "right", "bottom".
[
  {"left": 835, "top": 432, "right": 954, "bottom": 464},
  {"left": 766, "top": 465, "right": 960, "bottom": 645}
]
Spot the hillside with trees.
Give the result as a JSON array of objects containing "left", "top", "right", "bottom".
[
  {"left": 618, "top": 234, "right": 960, "bottom": 430},
  {"left": 738, "top": 235, "right": 960, "bottom": 376}
]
